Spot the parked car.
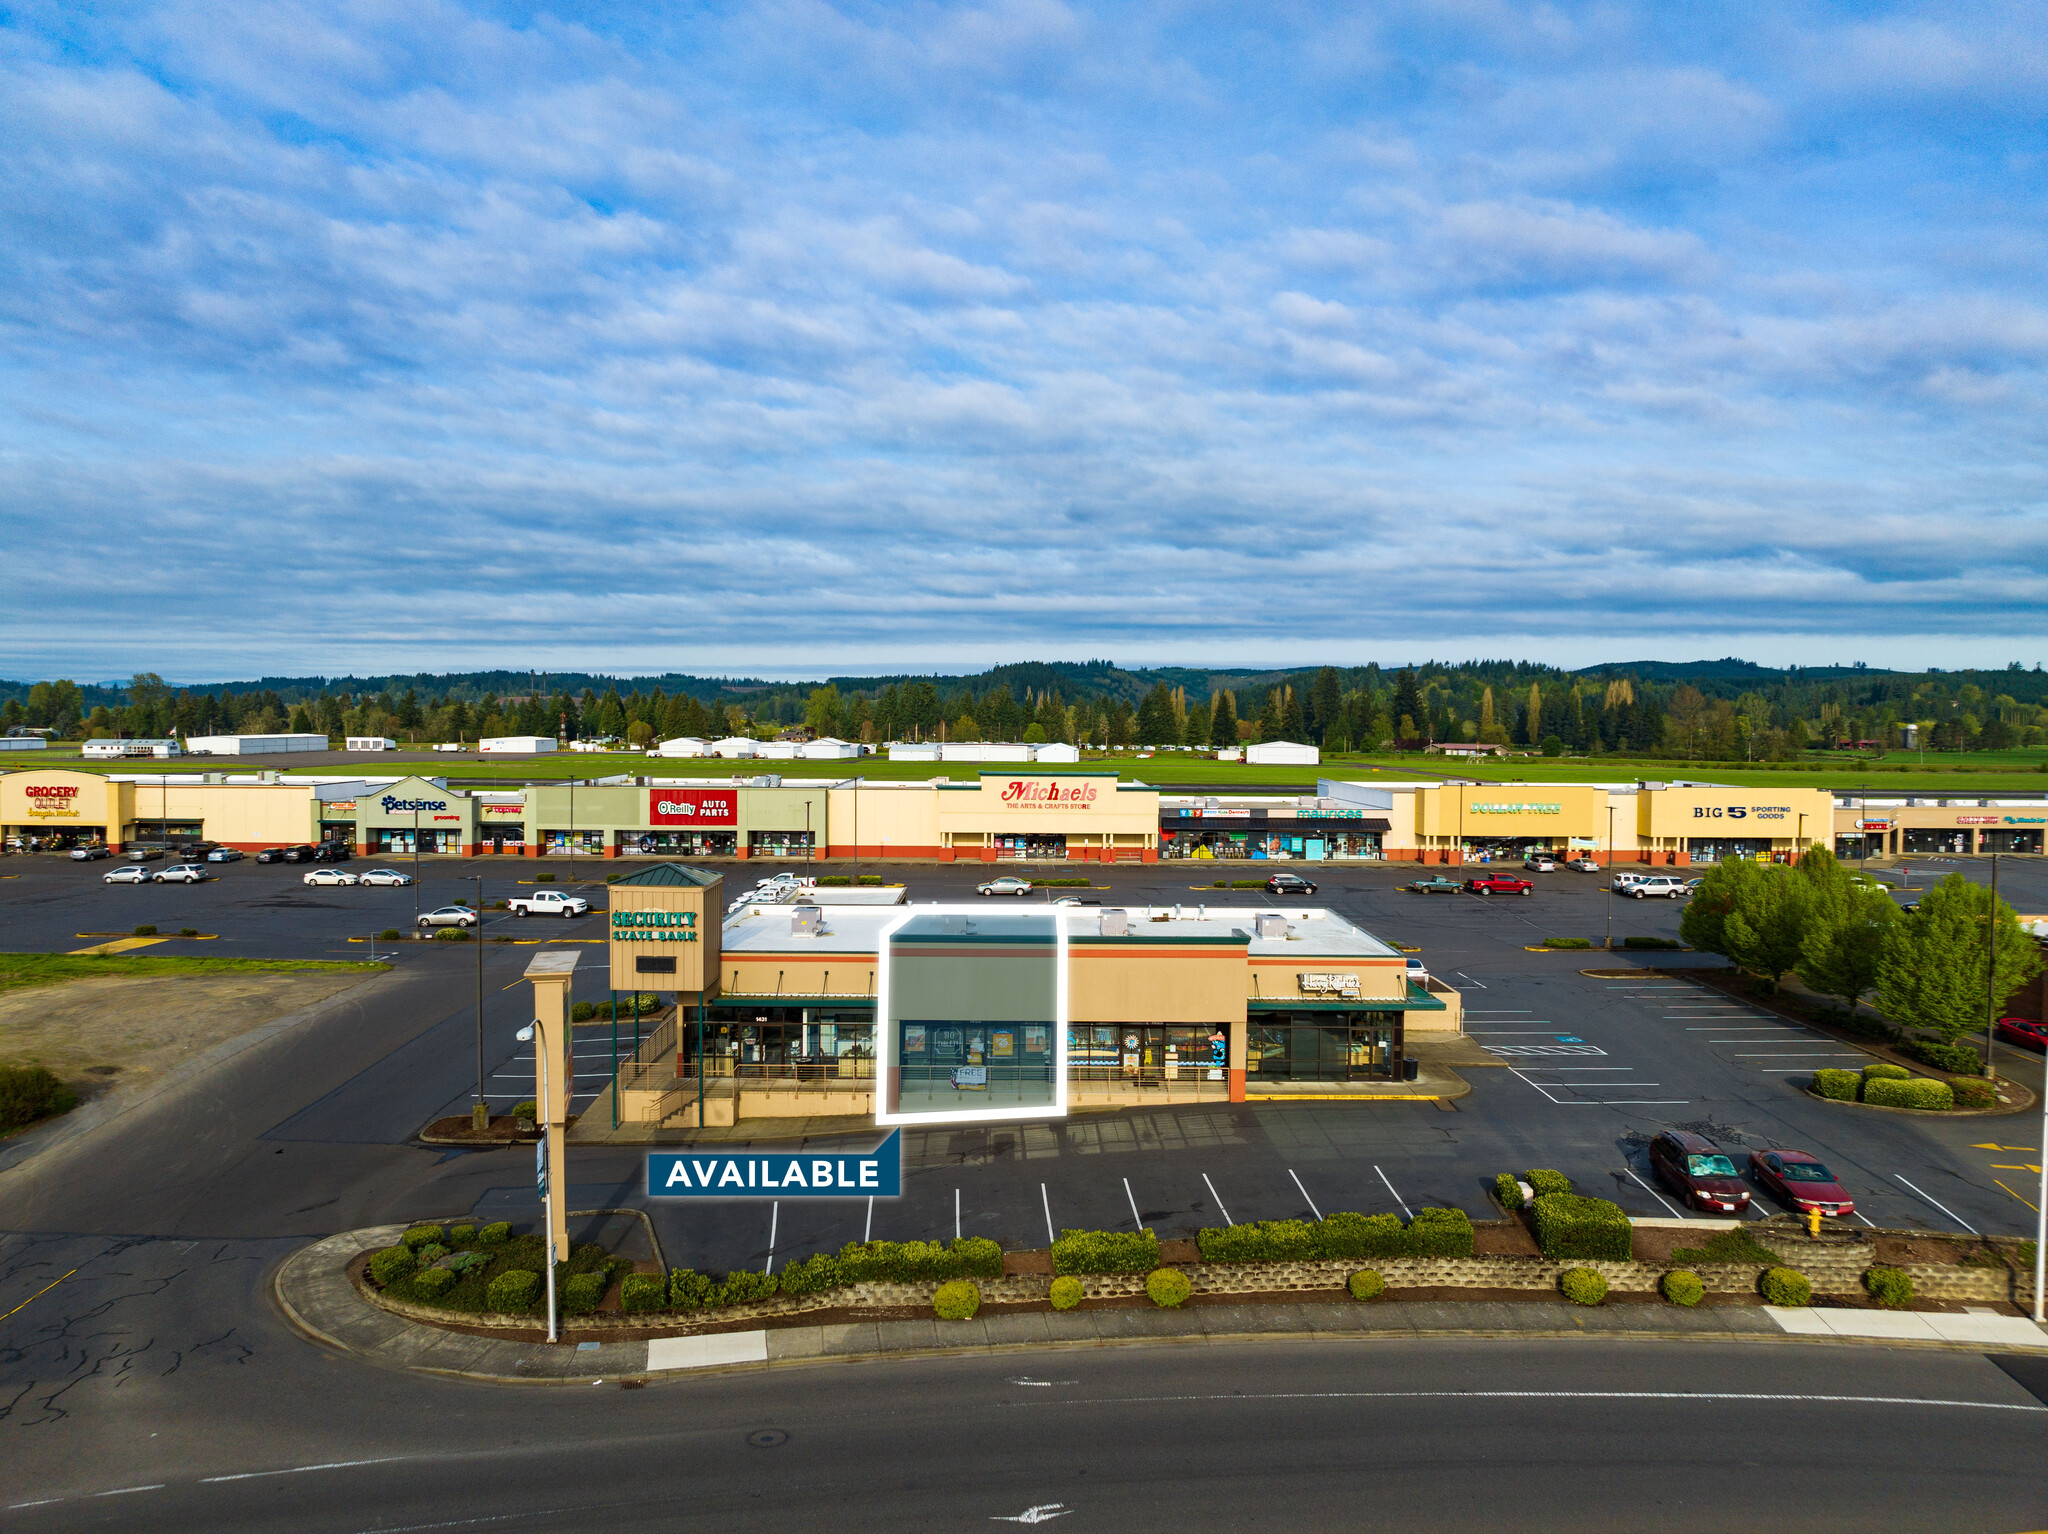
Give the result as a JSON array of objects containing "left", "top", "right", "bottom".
[
  {"left": 1405, "top": 956, "right": 1430, "bottom": 987},
  {"left": 126, "top": 847, "right": 165, "bottom": 862},
  {"left": 1522, "top": 856, "right": 1557, "bottom": 872},
  {"left": 417, "top": 904, "right": 479, "bottom": 929},
  {"left": 303, "top": 868, "right": 360, "bottom": 887},
  {"left": 256, "top": 847, "right": 287, "bottom": 863},
  {"left": 1747, "top": 1149, "right": 1855, "bottom": 1218},
  {"left": 1627, "top": 876, "right": 1690, "bottom": 899},
  {"left": 506, "top": 889, "right": 590, "bottom": 917},
  {"left": 1681, "top": 877, "right": 1705, "bottom": 892},
  {"left": 281, "top": 845, "right": 318, "bottom": 863},
  {"left": 1407, "top": 876, "right": 1464, "bottom": 894},
  {"left": 69, "top": 844, "right": 111, "bottom": 860},
  {"left": 976, "top": 877, "right": 1034, "bottom": 897},
  {"left": 1997, "top": 1016, "right": 2048, "bottom": 1054},
  {"left": 358, "top": 868, "right": 414, "bottom": 887},
  {"left": 753, "top": 873, "right": 815, "bottom": 891},
  {"left": 1266, "top": 873, "right": 1317, "bottom": 896},
  {"left": 1611, "top": 871, "right": 1647, "bottom": 890},
  {"left": 1564, "top": 857, "right": 1599, "bottom": 872},
  {"left": 1464, "top": 875, "right": 1533, "bottom": 896},
  {"left": 173, "top": 841, "right": 218, "bottom": 861},
  {"left": 312, "top": 842, "right": 352, "bottom": 862},
  {"left": 153, "top": 864, "right": 212, "bottom": 884},
  {"left": 206, "top": 847, "right": 244, "bottom": 862},
  {"left": 104, "top": 865, "right": 154, "bottom": 884},
  {"left": 1649, "top": 1130, "right": 1751, "bottom": 1213},
  {"left": 1051, "top": 896, "right": 1100, "bottom": 906}
]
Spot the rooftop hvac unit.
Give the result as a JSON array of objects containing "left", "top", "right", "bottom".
[
  {"left": 790, "top": 905, "right": 823, "bottom": 935},
  {"left": 1100, "top": 909, "right": 1129, "bottom": 937},
  {"left": 1255, "top": 913, "right": 1292, "bottom": 940}
]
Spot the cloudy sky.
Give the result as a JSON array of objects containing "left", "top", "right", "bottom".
[{"left": 3, "top": 1, "right": 2044, "bottom": 682}]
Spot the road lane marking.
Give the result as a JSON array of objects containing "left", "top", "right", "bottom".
[
  {"left": 1121, "top": 1178, "right": 1141, "bottom": 1231},
  {"left": 1992, "top": 1179, "right": 2038, "bottom": 1212},
  {"left": 201, "top": 1458, "right": 406, "bottom": 1483},
  {"left": 998, "top": 1389, "right": 2047, "bottom": 1413},
  {"left": 1040, "top": 1183, "right": 1053, "bottom": 1245},
  {"left": 0, "top": 1266, "right": 78, "bottom": 1321}
]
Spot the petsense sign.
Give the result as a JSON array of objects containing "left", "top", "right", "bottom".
[
  {"left": 646, "top": 1130, "right": 901, "bottom": 1198},
  {"left": 649, "top": 789, "right": 737, "bottom": 826},
  {"left": 380, "top": 794, "right": 448, "bottom": 813}
]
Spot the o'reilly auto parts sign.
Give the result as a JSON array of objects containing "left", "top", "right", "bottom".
[{"left": 649, "top": 789, "right": 737, "bottom": 826}]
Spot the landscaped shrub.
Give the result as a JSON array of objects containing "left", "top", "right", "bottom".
[
  {"left": 933, "top": 1279, "right": 980, "bottom": 1320},
  {"left": 413, "top": 1243, "right": 448, "bottom": 1266},
  {"left": 621, "top": 1274, "right": 666, "bottom": 1312},
  {"left": 367, "top": 1245, "right": 416, "bottom": 1287},
  {"left": 1526, "top": 1169, "right": 1573, "bottom": 1199},
  {"left": 1902, "top": 1039, "right": 1984, "bottom": 1075},
  {"left": 445, "top": 1250, "right": 488, "bottom": 1274},
  {"left": 0, "top": 1064, "right": 79, "bottom": 1133},
  {"left": 1810, "top": 1069, "right": 1860, "bottom": 1102},
  {"left": 1543, "top": 937, "right": 1593, "bottom": 949},
  {"left": 1864, "top": 1267, "right": 1914, "bottom": 1309},
  {"left": 781, "top": 1236, "right": 1004, "bottom": 1295},
  {"left": 775, "top": 1253, "right": 844, "bottom": 1296},
  {"left": 511, "top": 1100, "right": 537, "bottom": 1122},
  {"left": 1146, "top": 1268, "right": 1192, "bottom": 1308},
  {"left": 1495, "top": 1172, "right": 1525, "bottom": 1211},
  {"left": 487, "top": 1270, "right": 541, "bottom": 1312},
  {"left": 1529, "top": 1194, "right": 1632, "bottom": 1261},
  {"left": 1759, "top": 1267, "right": 1812, "bottom": 1306},
  {"left": 536, "top": 873, "right": 555, "bottom": 882},
  {"left": 1049, "top": 1276, "right": 1084, "bottom": 1310},
  {"left": 1863, "top": 1076, "right": 1953, "bottom": 1111},
  {"left": 178, "top": 927, "right": 199, "bottom": 937},
  {"left": 379, "top": 928, "right": 403, "bottom": 941},
  {"left": 1406, "top": 1207, "right": 1476, "bottom": 1258},
  {"left": 1671, "top": 1227, "right": 1784, "bottom": 1266},
  {"left": 1052, "top": 1228, "right": 1160, "bottom": 1275},
  {"left": 707, "top": 1269, "right": 778, "bottom": 1307},
  {"left": 561, "top": 1272, "right": 606, "bottom": 1315},
  {"left": 1660, "top": 1270, "right": 1705, "bottom": 1307},
  {"left": 1860, "top": 1062, "right": 1910, "bottom": 1082},
  {"left": 1560, "top": 1267, "right": 1608, "bottom": 1306},
  {"left": 857, "top": 875, "right": 883, "bottom": 886},
  {"left": 1623, "top": 937, "right": 1681, "bottom": 950},
  {"left": 401, "top": 1225, "right": 447, "bottom": 1250},
  {"left": 1196, "top": 1209, "right": 1472, "bottom": 1263},
  {"left": 669, "top": 1270, "right": 714, "bottom": 1309},
  {"left": 1949, "top": 1076, "right": 1997, "bottom": 1110},
  {"left": 449, "top": 1223, "right": 476, "bottom": 1243},
  {"left": 434, "top": 927, "right": 471, "bottom": 941},
  {"left": 1199, "top": 1218, "right": 1319, "bottom": 1262},
  {"left": 412, "top": 1268, "right": 457, "bottom": 1300},
  {"left": 132, "top": 924, "right": 158, "bottom": 937},
  {"left": 1347, "top": 1269, "right": 1386, "bottom": 1301},
  {"left": 478, "top": 1222, "right": 511, "bottom": 1245}
]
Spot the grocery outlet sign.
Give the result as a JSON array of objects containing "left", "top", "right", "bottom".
[
  {"left": 646, "top": 1131, "right": 901, "bottom": 1197},
  {"left": 23, "top": 784, "right": 81, "bottom": 819},
  {"left": 1470, "top": 801, "right": 1561, "bottom": 815}
]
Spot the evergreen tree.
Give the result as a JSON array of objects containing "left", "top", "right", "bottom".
[
  {"left": 1391, "top": 670, "right": 1423, "bottom": 741},
  {"left": 1135, "top": 683, "right": 1174, "bottom": 745},
  {"left": 1280, "top": 684, "right": 1306, "bottom": 741},
  {"left": 1207, "top": 689, "right": 1237, "bottom": 751},
  {"left": 1310, "top": 667, "right": 1342, "bottom": 745}
]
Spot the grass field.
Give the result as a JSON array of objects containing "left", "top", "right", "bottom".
[
  {"left": 0, "top": 953, "right": 389, "bottom": 996},
  {"left": 15, "top": 745, "right": 2048, "bottom": 794}
]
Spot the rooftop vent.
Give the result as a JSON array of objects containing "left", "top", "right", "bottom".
[
  {"left": 1100, "top": 909, "right": 1129, "bottom": 937},
  {"left": 790, "top": 906, "right": 823, "bottom": 936},
  {"left": 1255, "top": 913, "right": 1291, "bottom": 940}
]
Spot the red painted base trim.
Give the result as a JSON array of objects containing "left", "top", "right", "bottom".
[{"left": 1228, "top": 1068, "right": 1246, "bottom": 1103}]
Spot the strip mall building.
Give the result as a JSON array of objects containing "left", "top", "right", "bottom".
[{"left": 4, "top": 766, "right": 2039, "bottom": 865}]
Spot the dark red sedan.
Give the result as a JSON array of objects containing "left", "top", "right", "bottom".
[
  {"left": 1463, "top": 875, "right": 1534, "bottom": 896},
  {"left": 1748, "top": 1149, "right": 1856, "bottom": 1218},
  {"left": 1996, "top": 1016, "right": 2048, "bottom": 1054}
]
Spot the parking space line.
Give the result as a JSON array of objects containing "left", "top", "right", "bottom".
[
  {"left": 1622, "top": 1165, "right": 1683, "bottom": 1218},
  {"left": 1894, "top": 1175, "right": 1978, "bottom": 1234},
  {"left": 956, "top": 1187, "right": 963, "bottom": 1241},
  {"left": 1122, "top": 1178, "right": 1142, "bottom": 1232},
  {"left": 1288, "top": 1168, "right": 1323, "bottom": 1220},
  {"left": 1202, "top": 1173, "right": 1233, "bottom": 1226},
  {"left": 1375, "top": 1165, "right": 1411, "bottom": 1219},
  {"left": 1041, "top": 1183, "right": 1054, "bottom": 1245},
  {"left": 866, "top": 1195, "right": 876, "bottom": 1243}
]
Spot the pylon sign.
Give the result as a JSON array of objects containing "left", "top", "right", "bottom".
[{"left": 647, "top": 1130, "right": 901, "bottom": 1198}]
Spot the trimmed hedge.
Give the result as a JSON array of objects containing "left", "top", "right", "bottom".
[
  {"left": 1902, "top": 1038, "right": 1984, "bottom": 1075},
  {"left": 449, "top": 1223, "right": 477, "bottom": 1244},
  {"left": 933, "top": 1279, "right": 980, "bottom": 1320},
  {"left": 413, "top": 1267, "right": 457, "bottom": 1299},
  {"left": 1146, "top": 1267, "right": 1192, "bottom": 1308},
  {"left": 1347, "top": 1269, "right": 1386, "bottom": 1301},
  {"left": 478, "top": 1221, "right": 511, "bottom": 1245},
  {"left": 778, "top": 1236, "right": 1004, "bottom": 1296},
  {"left": 1560, "top": 1267, "right": 1608, "bottom": 1306},
  {"left": 401, "top": 1225, "right": 447, "bottom": 1250},
  {"left": 1525, "top": 1169, "right": 1573, "bottom": 1199},
  {"left": 621, "top": 1274, "right": 667, "bottom": 1312},
  {"left": 1864, "top": 1266, "right": 1914, "bottom": 1309},
  {"left": 1660, "top": 1270, "right": 1705, "bottom": 1307},
  {"left": 562, "top": 1272, "right": 606, "bottom": 1315},
  {"left": 1049, "top": 1275, "right": 1084, "bottom": 1310},
  {"left": 670, "top": 1270, "right": 714, "bottom": 1309},
  {"left": 1194, "top": 1208, "right": 1473, "bottom": 1263},
  {"left": 1759, "top": 1267, "right": 1811, "bottom": 1306},
  {"left": 1864, "top": 1076, "right": 1953, "bottom": 1111},
  {"left": 708, "top": 1270, "right": 779, "bottom": 1307},
  {"left": 1053, "top": 1228, "right": 1160, "bottom": 1275},
  {"left": 1811, "top": 1069, "right": 1860, "bottom": 1101},
  {"left": 488, "top": 1270, "right": 540, "bottom": 1312},
  {"left": 1949, "top": 1076, "right": 1996, "bottom": 1110},
  {"left": 413, "top": 1243, "right": 448, "bottom": 1266},
  {"left": 1622, "top": 936, "right": 1681, "bottom": 950},
  {"left": 1495, "top": 1172, "right": 1525, "bottom": 1211},
  {"left": 1860, "top": 1062, "right": 1910, "bottom": 1082},
  {"left": 1529, "top": 1193, "right": 1632, "bottom": 1262},
  {"left": 1543, "top": 937, "right": 1593, "bottom": 950},
  {"left": 367, "top": 1245, "right": 416, "bottom": 1287}
]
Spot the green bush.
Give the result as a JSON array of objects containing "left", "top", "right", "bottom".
[
  {"left": 1660, "top": 1270, "right": 1705, "bottom": 1307},
  {"left": 1560, "top": 1267, "right": 1608, "bottom": 1306},
  {"left": 1949, "top": 1076, "right": 1997, "bottom": 1110},
  {"left": 1195, "top": 1208, "right": 1471, "bottom": 1263},
  {"left": 1860, "top": 1062, "right": 1910, "bottom": 1082},
  {"left": 401, "top": 1224, "right": 447, "bottom": 1250},
  {"left": 857, "top": 875, "right": 883, "bottom": 886},
  {"left": 1146, "top": 1267, "right": 1192, "bottom": 1308},
  {"left": 412, "top": 1267, "right": 457, "bottom": 1300},
  {"left": 1902, "top": 1039, "right": 1983, "bottom": 1075},
  {"left": 933, "top": 1279, "right": 981, "bottom": 1320},
  {"left": 1053, "top": 1228, "right": 1160, "bottom": 1275},
  {"left": 0, "top": 1064, "right": 79, "bottom": 1133},
  {"left": 1495, "top": 1172, "right": 1525, "bottom": 1211},
  {"left": 707, "top": 1269, "right": 779, "bottom": 1307},
  {"left": 1864, "top": 1266, "right": 1914, "bottom": 1309},
  {"left": 434, "top": 927, "right": 471, "bottom": 941},
  {"left": 487, "top": 1269, "right": 541, "bottom": 1312},
  {"left": 379, "top": 928, "right": 403, "bottom": 941},
  {"left": 780, "top": 1236, "right": 1004, "bottom": 1296},
  {"left": 179, "top": 926, "right": 199, "bottom": 937},
  {"left": 1406, "top": 1207, "right": 1476, "bottom": 1258},
  {"left": 669, "top": 1269, "right": 714, "bottom": 1309},
  {"left": 561, "top": 1272, "right": 606, "bottom": 1315},
  {"left": 1543, "top": 937, "right": 1593, "bottom": 949},
  {"left": 1759, "top": 1267, "right": 1812, "bottom": 1306},
  {"left": 536, "top": 872, "right": 555, "bottom": 882},
  {"left": 620, "top": 1274, "right": 666, "bottom": 1312},
  {"left": 1347, "top": 1269, "right": 1386, "bottom": 1301},
  {"left": 1670, "top": 1227, "right": 1784, "bottom": 1267},
  {"left": 1863, "top": 1076, "right": 1953, "bottom": 1111},
  {"left": 1049, "top": 1275, "right": 1084, "bottom": 1310},
  {"left": 1529, "top": 1193, "right": 1632, "bottom": 1262},
  {"left": 414, "top": 1243, "right": 448, "bottom": 1266},
  {"left": 478, "top": 1221, "right": 511, "bottom": 1245},
  {"left": 449, "top": 1223, "right": 476, "bottom": 1243},
  {"left": 1526, "top": 1169, "right": 1573, "bottom": 1199},
  {"left": 1811, "top": 1069, "right": 1860, "bottom": 1101},
  {"left": 776, "top": 1253, "right": 844, "bottom": 1296},
  {"left": 816, "top": 876, "right": 850, "bottom": 886},
  {"left": 445, "top": 1250, "right": 488, "bottom": 1275},
  {"left": 511, "top": 1100, "right": 537, "bottom": 1122},
  {"left": 1623, "top": 936, "right": 1681, "bottom": 950},
  {"left": 367, "top": 1245, "right": 416, "bottom": 1287},
  {"left": 133, "top": 924, "right": 158, "bottom": 937}
]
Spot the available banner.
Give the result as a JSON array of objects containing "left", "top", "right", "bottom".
[{"left": 646, "top": 1130, "right": 901, "bottom": 1198}]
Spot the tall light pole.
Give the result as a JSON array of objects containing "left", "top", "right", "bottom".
[
  {"left": 412, "top": 803, "right": 421, "bottom": 928},
  {"left": 2035, "top": 1048, "right": 2047, "bottom": 1323},
  {"left": 473, "top": 872, "right": 487, "bottom": 1130},
  {"left": 1605, "top": 802, "right": 1615, "bottom": 951},
  {"left": 1983, "top": 852, "right": 2000, "bottom": 1080}
]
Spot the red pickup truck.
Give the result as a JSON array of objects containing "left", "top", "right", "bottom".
[{"left": 1464, "top": 875, "right": 1534, "bottom": 896}]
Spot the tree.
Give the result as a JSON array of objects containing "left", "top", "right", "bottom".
[
  {"left": 1310, "top": 668, "right": 1342, "bottom": 745},
  {"left": 1208, "top": 690, "right": 1238, "bottom": 750},
  {"left": 1524, "top": 683, "right": 1542, "bottom": 745},
  {"left": 288, "top": 704, "right": 314, "bottom": 734},
  {"left": 1798, "top": 860, "right": 1898, "bottom": 1015},
  {"left": 1875, "top": 874, "right": 2044, "bottom": 1047},
  {"left": 805, "top": 686, "right": 843, "bottom": 738},
  {"left": 1720, "top": 867, "right": 1815, "bottom": 989},
  {"left": 1391, "top": 670, "right": 1423, "bottom": 742},
  {"left": 1135, "top": 684, "right": 1175, "bottom": 746},
  {"left": 1279, "top": 684, "right": 1305, "bottom": 742}
]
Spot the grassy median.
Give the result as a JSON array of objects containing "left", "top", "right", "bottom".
[{"left": 0, "top": 952, "right": 389, "bottom": 996}]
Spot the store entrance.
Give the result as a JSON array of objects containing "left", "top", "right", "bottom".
[
  {"left": 1244, "top": 1013, "right": 1397, "bottom": 1081},
  {"left": 995, "top": 833, "right": 1067, "bottom": 860},
  {"left": 1459, "top": 835, "right": 1565, "bottom": 865}
]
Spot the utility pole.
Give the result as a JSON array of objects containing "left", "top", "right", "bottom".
[
  {"left": 473, "top": 872, "right": 487, "bottom": 1130},
  {"left": 1984, "top": 852, "right": 2000, "bottom": 1080}
]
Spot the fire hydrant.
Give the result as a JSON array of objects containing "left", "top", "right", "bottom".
[{"left": 1808, "top": 1208, "right": 1823, "bottom": 1239}]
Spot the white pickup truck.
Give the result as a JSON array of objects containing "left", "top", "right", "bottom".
[{"left": 506, "top": 889, "right": 592, "bottom": 918}]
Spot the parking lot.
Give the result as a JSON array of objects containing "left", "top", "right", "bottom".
[{"left": 3, "top": 850, "right": 2042, "bottom": 1274}]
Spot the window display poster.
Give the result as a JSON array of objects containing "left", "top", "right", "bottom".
[
  {"left": 950, "top": 1065, "right": 988, "bottom": 1089},
  {"left": 903, "top": 1026, "right": 926, "bottom": 1055},
  {"left": 992, "top": 1029, "right": 1015, "bottom": 1058},
  {"left": 967, "top": 1029, "right": 985, "bottom": 1065},
  {"left": 934, "top": 1026, "right": 963, "bottom": 1061},
  {"left": 1024, "top": 1026, "right": 1048, "bottom": 1054}
]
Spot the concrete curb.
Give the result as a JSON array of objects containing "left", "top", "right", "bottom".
[{"left": 271, "top": 1227, "right": 2048, "bottom": 1389}]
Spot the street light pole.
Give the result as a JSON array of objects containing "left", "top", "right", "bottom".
[
  {"left": 412, "top": 803, "right": 421, "bottom": 927},
  {"left": 473, "top": 872, "right": 487, "bottom": 1130},
  {"left": 1605, "top": 803, "right": 1614, "bottom": 951},
  {"left": 1984, "top": 852, "right": 2000, "bottom": 1080}
]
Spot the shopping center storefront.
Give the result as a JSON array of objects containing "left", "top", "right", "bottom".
[
  {"left": 1831, "top": 803, "right": 2047, "bottom": 858},
  {"left": 1639, "top": 785, "right": 1832, "bottom": 867},
  {"left": 352, "top": 778, "right": 479, "bottom": 857},
  {"left": 1414, "top": 784, "right": 1615, "bottom": 867},
  {"left": 1159, "top": 807, "right": 1389, "bottom": 860}
]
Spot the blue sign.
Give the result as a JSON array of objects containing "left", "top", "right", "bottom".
[{"left": 647, "top": 1130, "right": 901, "bottom": 1199}]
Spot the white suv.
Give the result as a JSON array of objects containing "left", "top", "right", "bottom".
[
  {"left": 1628, "top": 876, "right": 1689, "bottom": 899},
  {"left": 154, "top": 864, "right": 211, "bottom": 884}
]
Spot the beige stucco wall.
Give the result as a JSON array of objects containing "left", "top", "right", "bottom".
[
  {"left": 1068, "top": 940, "right": 1246, "bottom": 1024},
  {"left": 1639, "top": 785, "right": 1832, "bottom": 843}
]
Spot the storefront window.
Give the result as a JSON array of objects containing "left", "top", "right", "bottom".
[
  {"left": 992, "top": 834, "right": 1068, "bottom": 859},
  {"left": 1901, "top": 828, "right": 1971, "bottom": 855},
  {"left": 688, "top": 1007, "right": 875, "bottom": 1079},
  {"left": 748, "top": 829, "right": 814, "bottom": 857},
  {"left": 376, "top": 827, "right": 457, "bottom": 853},
  {"left": 1244, "top": 1012, "right": 1395, "bottom": 1080},
  {"left": 1067, "top": 1024, "right": 1226, "bottom": 1090},
  {"left": 884, "top": 913, "right": 1058, "bottom": 1118},
  {"left": 482, "top": 821, "right": 526, "bottom": 851},
  {"left": 622, "top": 830, "right": 735, "bottom": 857},
  {"left": 543, "top": 829, "right": 607, "bottom": 856},
  {"left": 1984, "top": 829, "right": 2043, "bottom": 854},
  {"left": 1685, "top": 837, "right": 1775, "bottom": 864}
]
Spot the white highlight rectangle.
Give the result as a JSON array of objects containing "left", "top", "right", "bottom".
[{"left": 646, "top": 1331, "right": 770, "bottom": 1371}]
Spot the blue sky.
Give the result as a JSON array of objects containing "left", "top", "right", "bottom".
[{"left": 3, "top": 1, "right": 2044, "bottom": 681}]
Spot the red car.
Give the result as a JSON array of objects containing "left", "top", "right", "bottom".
[
  {"left": 1748, "top": 1149, "right": 1856, "bottom": 1218},
  {"left": 1996, "top": 1016, "right": 2048, "bottom": 1054},
  {"left": 1464, "top": 875, "right": 1533, "bottom": 896}
]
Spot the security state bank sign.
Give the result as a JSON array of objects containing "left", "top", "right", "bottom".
[{"left": 647, "top": 1131, "right": 901, "bottom": 1198}]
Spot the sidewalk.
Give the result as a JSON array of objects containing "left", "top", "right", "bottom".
[{"left": 272, "top": 1227, "right": 2048, "bottom": 1389}]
